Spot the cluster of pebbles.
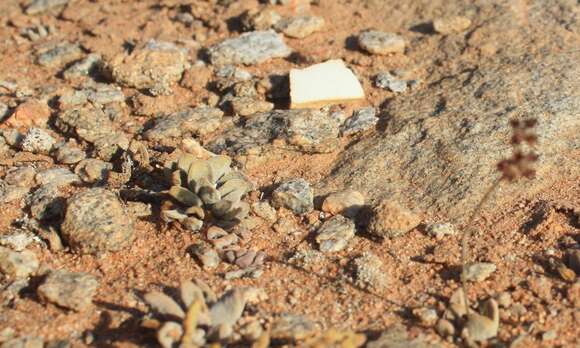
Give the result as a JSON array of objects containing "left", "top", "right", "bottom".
[{"left": 0, "top": 0, "right": 577, "bottom": 347}]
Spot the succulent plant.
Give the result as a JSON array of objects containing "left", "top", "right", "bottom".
[{"left": 162, "top": 154, "right": 252, "bottom": 231}]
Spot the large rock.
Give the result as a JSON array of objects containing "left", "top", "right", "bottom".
[
  {"left": 61, "top": 188, "right": 135, "bottom": 254},
  {"left": 321, "top": 46, "right": 580, "bottom": 223}
]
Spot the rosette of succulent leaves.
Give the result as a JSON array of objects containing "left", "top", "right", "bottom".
[{"left": 162, "top": 154, "right": 252, "bottom": 231}]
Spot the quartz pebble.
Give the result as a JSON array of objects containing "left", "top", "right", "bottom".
[
  {"left": 20, "top": 128, "right": 56, "bottom": 154},
  {"left": 321, "top": 189, "right": 365, "bottom": 218},
  {"left": 0, "top": 247, "right": 39, "bottom": 279},
  {"left": 358, "top": 31, "right": 405, "bottom": 55},
  {"left": 426, "top": 222, "right": 456, "bottom": 238}
]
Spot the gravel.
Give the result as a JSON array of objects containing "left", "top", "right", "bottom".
[
  {"left": 271, "top": 178, "right": 314, "bottom": 215},
  {"left": 20, "top": 128, "right": 56, "bottom": 154},
  {"left": 208, "top": 30, "right": 291, "bottom": 65},
  {"left": 61, "top": 188, "right": 135, "bottom": 254},
  {"left": 37, "top": 270, "right": 99, "bottom": 311},
  {"left": 315, "top": 215, "right": 355, "bottom": 252}
]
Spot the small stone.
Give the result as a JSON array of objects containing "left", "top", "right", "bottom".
[
  {"left": 143, "top": 107, "right": 223, "bottom": 141},
  {"left": 0, "top": 232, "right": 36, "bottom": 251},
  {"left": 62, "top": 54, "right": 102, "bottom": 80},
  {"left": 28, "top": 184, "right": 65, "bottom": 220},
  {"left": 210, "top": 289, "right": 246, "bottom": 327},
  {"left": 208, "top": 30, "right": 291, "bottom": 66},
  {"left": 436, "top": 319, "right": 455, "bottom": 337},
  {"left": 271, "top": 314, "right": 317, "bottom": 341},
  {"left": 230, "top": 97, "right": 274, "bottom": 117},
  {"left": 413, "top": 307, "right": 438, "bottom": 326},
  {"left": 367, "top": 324, "right": 432, "bottom": 348},
  {"left": 61, "top": 188, "right": 135, "bottom": 254},
  {"left": 6, "top": 100, "right": 51, "bottom": 128},
  {"left": 144, "top": 291, "right": 185, "bottom": 319},
  {"left": 0, "top": 184, "right": 30, "bottom": 204},
  {"left": 433, "top": 16, "right": 472, "bottom": 34},
  {"left": 375, "top": 72, "right": 407, "bottom": 93},
  {"left": 367, "top": 200, "right": 420, "bottom": 238},
  {"left": 241, "top": 8, "right": 281, "bottom": 31},
  {"left": 426, "top": 222, "right": 456, "bottom": 239},
  {"left": 289, "top": 249, "right": 325, "bottom": 271},
  {"left": 315, "top": 215, "right": 355, "bottom": 252},
  {"left": 54, "top": 144, "right": 86, "bottom": 164},
  {"left": 272, "top": 178, "right": 314, "bottom": 214},
  {"left": 528, "top": 276, "right": 552, "bottom": 302},
  {"left": 157, "top": 322, "right": 183, "bottom": 348},
  {"left": 36, "top": 42, "right": 83, "bottom": 68},
  {"left": 74, "top": 159, "right": 112, "bottom": 184},
  {"left": 239, "top": 320, "right": 263, "bottom": 341},
  {"left": 251, "top": 201, "right": 277, "bottom": 222},
  {"left": 2, "top": 129, "right": 24, "bottom": 147},
  {"left": 321, "top": 189, "right": 365, "bottom": 218},
  {"left": 463, "top": 262, "right": 496, "bottom": 282},
  {"left": 37, "top": 270, "right": 99, "bottom": 311},
  {"left": 224, "top": 267, "right": 263, "bottom": 280},
  {"left": 341, "top": 107, "right": 378, "bottom": 136},
  {"left": 126, "top": 202, "right": 152, "bottom": 218},
  {"left": 0, "top": 247, "right": 39, "bottom": 279},
  {"left": 352, "top": 252, "right": 389, "bottom": 291},
  {"left": 106, "top": 40, "right": 189, "bottom": 96},
  {"left": 190, "top": 243, "right": 220, "bottom": 269},
  {"left": 358, "top": 31, "right": 405, "bottom": 55},
  {"left": 20, "top": 128, "right": 56, "bottom": 154},
  {"left": 35, "top": 168, "right": 81, "bottom": 187},
  {"left": 4, "top": 167, "right": 36, "bottom": 187},
  {"left": 463, "top": 299, "right": 499, "bottom": 342},
  {"left": 275, "top": 15, "right": 325, "bottom": 38},
  {"left": 84, "top": 84, "right": 125, "bottom": 105},
  {"left": 289, "top": 59, "right": 365, "bottom": 109},
  {"left": 26, "top": 0, "right": 69, "bottom": 14},
  {"left": 497, "top": 292, "right": 512, "bottom": 308}
]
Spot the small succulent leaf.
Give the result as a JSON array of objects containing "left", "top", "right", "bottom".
[
  {"left": 169, "top": 186, "right": 203, "bottom": 207},
  {"left": 217, "top": 170, "right": 246, "bottom": 185},
  {"left": 187, "top": 161, "right": 211, "bottom": 191},
  {"left": 221, "top": 201, "right": 250, "bottom": 221},
  {"left": 144, "top": 291, "right": 185, "bottom": 319},
  {"left": 199, "top": 186, "right": 221, "bottom": 204},
  {"left": 171, "top": 170, "right": 182, "bottom": 187},
  {"left": 185, "top": 206, "right": 205, "bottom": 219},
  {"left": 183, "top": 217, "right": 203, "bottom": 232},
  {"left": 218, "top": 179, "right": 250, "bottom": 202},
  {"left": 211, "top": 200, "right": 234, "bottom": 218},
  {"left": 177, "top": 154, "right": 196, "bottom": 173},
  {"left": 161, "top": 209, "right": 188, "bottom": 222},
  {"left": 206, "top": 155, "right": 232, "bottom": 183},
  {"left": 157, "top": 321, "right": 183, "bottom": 348}
]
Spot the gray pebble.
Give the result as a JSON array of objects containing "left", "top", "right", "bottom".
[
  {"left": 0, "top": 232, "right": 36, "bottom": 251},
  {"left": 321, "top": 189, "right": 365, "bottom": 218},
  {"left": 74, "top": 158, "right": 112, "bottom": 184},
  {"left": 0, "top": 183, "right": 30, "bottom": 204},
  {"left": 62, "top": 54, "right": 102, "bottom": 80},
  {"left": 190, "top": 242, "right": 220, "bottom": 269},
  {"left": 251, "top": 201, "right": 277, "bottom": 222},
  {"left": 27, "top": 184, "right": 64, "bottom": 220},
  {"left": 358, "top": 31, "right": 405, "bottom": 55},
  {"left": 375, "top": 72, "right": 408, "bottom": 93},
  {"left": 20, "top": 128, "right": 56, "bottom": 154},
  {"left": 426, "top": 222, "right": 456, "bottom": 239},
  {"left": 61, "top": 188, "right": 135, "bottom": 254},
  {"left": 341, "top": 107, "right": 378, "bottom": 136},
  {"left": 54, "top": 144, "right": 86, "bottom": 164},
  {"left": 315, "top": 215, "right": 355, "bottom": 252},
  {"left": 271, "top": 314, "right": 317, "bottom": 341},
  {"left": 274, "top": 15, "right": 325, "bottom": 38},
  {"left": 0, "top": 247, "right": 39, "bottom": 279},
  {"left": 209, "top": 30, "right": 291, "bottom": 65},
  {"left": 209, "top": 289, "right": 246, "bottom": 327},
  {"left": 143, "top": 107, "right": 223, "bottom": 141},
  {"left": 35, "top": 168, "right": 81, "bottom": 187},
  {"left": 271, "top": 178, "right": 314, "bottom": 214},
  {"left": 37, "top": 269, "right": 99, "bottom": 311},
  {"left": 36, "top": 42, "right": 82, "bottom": 68}
]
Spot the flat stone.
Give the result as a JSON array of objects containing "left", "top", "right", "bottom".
[
  {"left": 290, "top": 59, "right": 364, "bottom": 109},
  {"left": 190, "top": 242, "right": 220, "bottom": 269},
  {"left": 321, "top": 189, "right": 365, "bottom": 218},
  {"left": 272, "top": 178, "right": 314, "bottom": 214},
  {"left": 352, "top": 252, "right": 389, "bottom": 291},
  {"left": 209, "top": 289, "right": 246, "bottom": 327},
  {"left": 37, "top": 270, "right": 99, "bottom": 311},
  {"left": 341, "top": 107, "right": 378, "bottom": 136},
  {"left": 62, "top": 53, "right": 102, "bottom": 80},
  {"left": 54, "top": 144, "right": 86, "bottom": 164},
  {"left": 464, "top": 262, "right": 496, "bottom": 282},
  {"left": 36, "top": 42, "right": 83, "bottom": 68},
  {"left": 0, "top": 183, "right": 29, "bottom": 204},
  {"left": 251, "top": 201, "right": 277, "bottom": 222},
  {"left": 426, "top": 222, "right": 456, "bottom": 239},
  {"left": 230, "top": 97, "right": 273, "bottom": 117},
  {"left": 208, "top": 30, "right": 291, "bottom": 66},
  {"left": 105, "top": 40, "right": 189, "bottom": 96},
  {"left": 367, "top": 200, "right": 420, "bottom": 238},
  {"left": 26, "top": 0, "right": 69, "bottom": 15},
  {"left": 375, "top": 72, "right": 408, "bottom": 93},
  {"left": 0, "top": 232, "right": 36, "bottom": 251},
  {"left": 433, "top": 16, "right": 472, "bottom": 34},
  {"left": 5, "top": 99, "right": 51, "bottom": 128},
  {"left": 358, "top": 31, "right": 405, "bottom": 55},
  {"left": 367, "top": 324, "right": 435, "bottom": 348},
  {"left": 143, "top": 107, "right": 223, "bottom": 141},
  {"left": 35, "top": 168, "right": 81, "bottom": 187},
  {"left": 463, "top": 299, "right": 499, "bottom": 342},
  {"left": 275, "top": 15, "right": 325, "bottom": 38},
  {"left": 271, "top": 314, "right": 317, "bottom": 341},
  {"left": 4, "top": 167, "right": 36, "bottom": 187},
  {"left": 20, "top": 128, "right": 56, "bottom": 154},
  {"left": 0, "top": 247, "right": 39, "bottom": 279},
  {"left": 61, "top": 188, "right": 135, "bottom": 254},
  {"left": 74, "top": 159, "right": 112, "bottom": 184},
  {"left": 315, "top": 215, "right": 356, "bottom": 252}
]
